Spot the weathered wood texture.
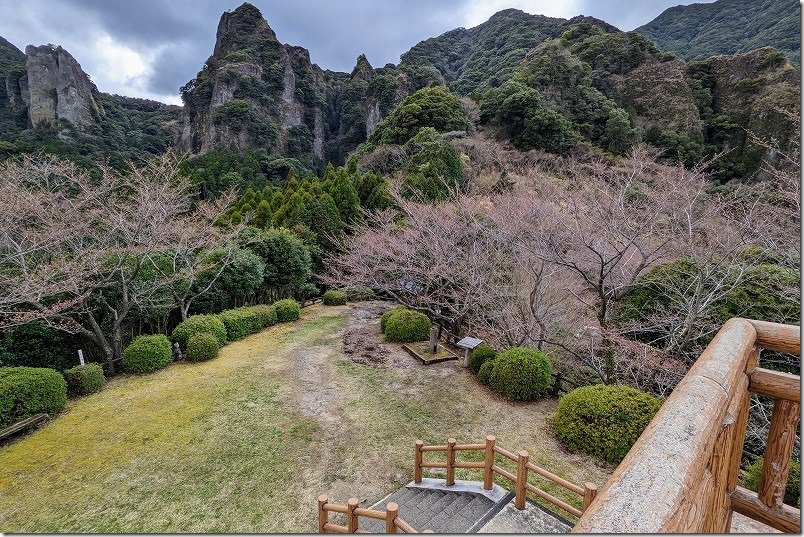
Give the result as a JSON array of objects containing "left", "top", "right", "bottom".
[
  {"left": 573, "top": 317, "right": 801, "bottom": 534},
  {"left": 0, "top": 413, "right": 48, "bottom": 440},
  {"left": 573, "top": 318, "right": 758, "bottom": 533}
]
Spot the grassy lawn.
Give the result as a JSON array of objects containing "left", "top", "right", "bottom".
[{"left": 0, "top": 304, "right": 613, "bottom": 532}]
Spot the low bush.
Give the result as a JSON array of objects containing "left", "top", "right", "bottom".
[
  {"left": 322, "top": 290, "right": 348, "bottom": 306},
  {"left": 218, "top": 309, "right": 255, "bottom": 341},
  {"left": 63, "top": 363, "right": 105, "bottom": 396},
  {"left": 380, "top": 304, "right": 407, "bottom": 333},
  {"left": 384, "top": 309, "right": 432, "bottom": 343},
  {"left": 743, "top": 457, "right": 800, "bottom": 507},
  {"left": 552, "top": 384, "right": 662, "bottom": 463},
  {"left": 274, "top": 299, "right": 301, "bottom": 322},
  {"left": 342, "top": 286, "right": 374, "bottom": 301},
  {"left": 172, "top": 315, "right": 227, "bottom": 350},
  {"left": 0, "top": 366, "right": 67, "bottom": 427},
  {"left": 477, "top": 359, "right": 496, "bottom": 386},
  {"left": 122, "top": 335, "right": 173, "bottom": 375},
  {"left": 186, "top": 332, "right": 220, "bottom": 362},
  {"left": 242, "top": 304, "right": 278, "bottom": 329},
  {"left": 487, "top": 347, "right": 551, "bottom": 401},
  {"left": 469, "top": 345, "right": 496, "bottom": 374}
]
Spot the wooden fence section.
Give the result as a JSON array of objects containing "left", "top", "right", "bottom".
[
  {"left": 573, "top": 318, "right": 800, "bottom": 534},
  {"left": 414, "top": 436, "right": 596, "bottom": 519},
  {"left": 317, "top": 496, "right": 432, "bottom": 534}
]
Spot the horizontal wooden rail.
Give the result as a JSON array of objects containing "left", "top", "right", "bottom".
[
  {"left": 419, "top": 462, "right": 447, "bottom": 469},
  {"left": 526, "top": 461, "right": 585, "bottom": 495},
  {"left": 731, "top": 486, "right": 800, "bottom": 533},
  {"left": 0, "top": 413, "right": 48, "bottom": 441},
  {"left": 323, "top": 504, "right": 348, "bottom": 514},
  {"left": 748, "top": 320, "right": 800, "bottom": 355},
  {"left": 419, "top": 445, "right": 447, "bottom": 452},
  {"left": 353, "top": 507, "right": 386, "bottom": 521},
  {"left": 454, "top": 443, "right": 486, "bottom": 450},
  {"left": 322, "top": 522, "right": 349, "bottom": 533},
  {"left": 492, "top": 464, "right": 517, "bottom": 483},
  {"left": 454, "top": 461, "right": 485, "bottom": 469},
  {"left": 394, "top": 518, "right": 417, "bottom": 533},
  {"left": 525, "top": 482, "right": 583, "bottom": 518},
  {"left": 749, "top": 368, "right": 800, "bottom": 403},
  {"left": 493, "top": 446, "right": 517, "bottom": 461}
]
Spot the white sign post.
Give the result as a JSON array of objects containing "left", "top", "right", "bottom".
[{"left": 77, "top": 349, "right": 85, "bottom": 366}]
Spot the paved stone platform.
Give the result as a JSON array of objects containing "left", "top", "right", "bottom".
[
  {"left": 477, "top": 498, "right": 573, "bottom": 533},
  {"left": 361, "top": 485, "right": 496, "bottom": 533}
]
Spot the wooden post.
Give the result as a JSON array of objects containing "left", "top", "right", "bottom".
[
  {"left": 385, "top": 502, "right": 398, "bottom": 533},
  {"left": 347, "top": 498, "right": 359, "bottom": 533},
  {"left": 759, "top": 399, "right": 800, "bottom": 508},
  {"left": 317, "top": 495, "right": 329, "bottom": 533},
  {"left": 446, "top": 438, "right": 456, "bottom": 486},
  {"left": 414, "top": 440, "right": 423, "bottom": 483},
  {"left": 483, "top": 435, "right": 496, "bottom": 490},
  {"left": 429, "top": 326, "right": 438, "bottom": 354},
  {"left": 515, "top": 450, "right": 529, "bottom": 510},
  {"left": 582, "top": 482, "right": 597, "bottom": 511},
  {"left": 463, "top": 348, "right": 471, "bottom": 367}
]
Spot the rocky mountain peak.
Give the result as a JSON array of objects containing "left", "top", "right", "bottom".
[
  {"left": 350, "top": 54, "right": 374, "bottom": 81},
  {"left": 214, "top": 2, "right": 277, "bottom": 58},
  {"left": 21, "top": 44, "right": 103, "bottom": 130}
]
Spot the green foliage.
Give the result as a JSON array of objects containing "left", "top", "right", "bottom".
[
  {"left": 469, "top": 345, "right": 497, "bottom": 374},
  {"left": 63, "top": 363, "right": 106, "bottom": 396},
  {"left": 122, "top": 335, "right": 173, "bottom": 375},
  {"left": 171, "top": 315, "right": 228, "bottom": 350},
  {"left": 401, "top": 127, "right": 464, "bottom": 201},
  {"left": 0, "top": 322, "right": 83, "bottom": 371},
  {"left": 486, "top": 347, "right": 551, "bottom": 401},
  {"left": 322, "top": 290, "right": 348, "bottom": 306},
  {"left": 217, "top": 308, "right": 256, "bottom": 341},
  {"left": 743, "top": 457, "right": 800, "bottom": 507},
  {"left": 0, "top": 366, "right": 68, "bottom": 427},
  {"left": 238, "top": 304, "right": 278, "bottom": 329},
  {"left": 186, "top": 332, "right": 220, "bottom": 362},
  {"left": 636, "top": 0, "right": 800, "bottom": 65},
  {"left": 342, "top": 286, "right": 374, "bottom": 302},
  {"left": 274, "top": 299, "right": 301, "bottom": 322},
  {"left": 381, "top": 305, "right": 408, "bottom": 334},
  {"left": 239, "top": 226, "right": 313, "bottom": 299},
  {"left": 370, "top": 87, "right": 467, "bottom": 145},
  {"left": 384, "top": 309, "right": 432, "bottom": 343},
  {"left": 477, "top": 359, "right": 496, "bottom": 386},
  {"left": 552, "top": 384, "right": 661, "bottom": 463}
]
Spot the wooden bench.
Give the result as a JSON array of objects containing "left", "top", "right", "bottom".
[{"left": 0, "top": 413, "right": 49, "bottom": 441}]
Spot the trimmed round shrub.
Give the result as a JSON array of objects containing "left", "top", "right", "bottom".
[
  {"left": 322, "top": 290, "right": 348, "bottom": 306},
  {"left": 274, "top": 298, "right": 301, "bottom": 322},
  {"left": 380, "top": 304, "right": 408, "bottom": 333},
  {"left": 171, "top": 315, "right": 227, "bottom": 350},
  {"left": 243, "top": 304, "right": 277, "bottom": 329},
  {"left": 218, "top": 308, "right": 254, "bottom": 341},
  {"left": 384, "top": 309, "right": 432, "bottom": 343},
  {"left": 744, "top": 457, "right": 800, "bottom": 507},
  {"left": 186, "top": 332, "right": 220, "bottom": 362},
  {"left": 122, "top": 334, "right": 173, "bottom": 375},
  {"left": 343, "top": 286, "right": 374, "bottom": 301},
  {"left": 477, "top": 359, "right": 496, "bottom": 386},
  {"left": 469, "top": 345, "right": 496, "bottom": 374},
  {"left": 0, "top": 366, "right": 67, "bottom": 427},
  {"left": 552, "top": 384, "right": 662, "bottom": 463},
  {"left": 487, "top": 347, "right": 552, "bottom": 401},
  {"left": 63, "top": 363, "right": 105, "bottom": 396}
]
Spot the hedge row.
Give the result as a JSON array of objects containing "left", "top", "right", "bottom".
[
  {"left": 322, "top": 290, "right": 348, "bottom": 306},
  {"left": 477, "top": 347, "right": 552, "bottom": 401},
  {"left": 64, "top": 363, "right": 105, "bottom": 396},
  {"left": 0, "top": 366, "right": 67, "bottom": 427}
]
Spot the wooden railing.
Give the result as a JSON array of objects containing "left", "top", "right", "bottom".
[
  {"left": 317, "top": 496, "right": 432, "bottom": 533},
  {"left": 573, "top": 318, "right": 801, "bottom": 533},
  {"left": 414, "top": 436, "right": 597, "bottom": 518}
]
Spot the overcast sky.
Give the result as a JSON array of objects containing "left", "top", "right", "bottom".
[{"left": 0, "top": 0, "right": 717, "bottom": 105}]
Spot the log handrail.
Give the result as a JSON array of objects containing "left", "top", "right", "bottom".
[
  {"left": 573, "top": 318, "right": 800, "bottom": 534},
  {"left": 318, "top": 496, "right": 428, "bottom": 534},
  {"left": 415, "top": 436, "right": 594, "bottom": 519}
]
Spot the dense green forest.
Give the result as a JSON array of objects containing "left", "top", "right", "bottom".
[{"left": 637, "top": 0, "right": 800, "bottom": 64}]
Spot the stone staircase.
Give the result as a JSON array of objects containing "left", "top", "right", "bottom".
[{"left": 359, "top": 479, "right": 572, "bottom": 533}]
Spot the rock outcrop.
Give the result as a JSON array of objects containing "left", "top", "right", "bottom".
[{"left": 21, "top": 44, "right": 103, "bottom": 129}]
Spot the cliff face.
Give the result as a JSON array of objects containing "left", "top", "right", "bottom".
[
  {"left": 20, "top": 44, "right": 104, "bottom": 129},
  {"left": 179, "top": 3, "right": 424, "bottom": 165}
]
